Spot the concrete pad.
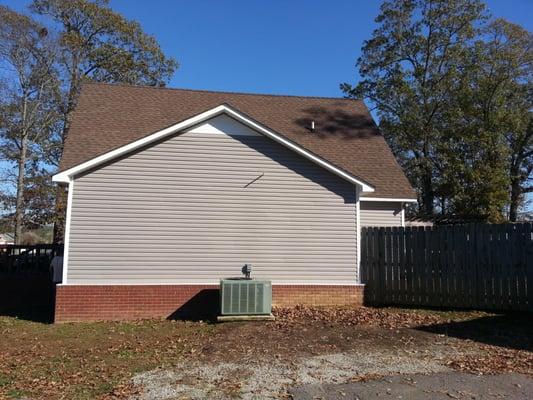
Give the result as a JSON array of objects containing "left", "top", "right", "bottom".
[{"left": 217, "top": 314, "right": 275, "bottom": 322}]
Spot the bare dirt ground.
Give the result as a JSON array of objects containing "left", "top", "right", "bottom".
[
  {"left": 0, "top": 306, "right": 531, "bottom": 399},
  {"left": 130, "top": 307, "right": 533, "bottom": 400}
]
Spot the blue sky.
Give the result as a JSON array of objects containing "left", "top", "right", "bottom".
[
  {"left": 2, "top": 0, "right": 532, "bottom": 97},
  {"left": 1, "top": 0, "right": 533, "bottom": 209}
]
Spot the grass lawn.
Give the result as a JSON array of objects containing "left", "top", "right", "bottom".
[
  {"left": 0, "top": 307, "right": 531, "bottom": 399},
  {"left": 0, "top": 316, "right": 215, "bottom": 399}
]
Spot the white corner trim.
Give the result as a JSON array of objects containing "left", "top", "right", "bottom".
[
  {"left": 52, "top": 105, "right": 375, "bottom": 192},
  {"left": 61, "top": 179, "right": 74, "bottom": 284},
  {"left": 360, "top": 197, "right": 417, "bottom": 202},
  {"left": 401, "top": 204, "right": 405, "bottom": 227},
  {"left": 356, "top": 188, "right": 361, "bottom": 284}
]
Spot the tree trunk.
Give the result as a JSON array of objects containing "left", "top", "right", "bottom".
[
  {"left": 421, "top": 168, "right": 434, "bottom": 217},
  {"left": 509, "top": 165, "right": 521, "bottom": 222},
  {"left": 52, "top": 59, "right": 79, "bottom": 244},
  {"left": 53, "top": 186, "right": 67, "bottom": 243},
  {"left": 14, "top": 137, "right": 28, "bottom": 244}
]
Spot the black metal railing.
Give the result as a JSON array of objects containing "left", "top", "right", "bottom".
[{"left": 0, "top": 244, "right": 63, "bottom": 275}]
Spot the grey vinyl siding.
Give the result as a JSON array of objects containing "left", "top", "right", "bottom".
[
  {"left": 67, "top": 129, "right": 358, "bottom": 284},
  {"left": 360, "top": 201, "right": 403, "bottom": 227}
]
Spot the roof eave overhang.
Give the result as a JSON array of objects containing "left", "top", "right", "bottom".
[
  {"left": 360, "top": 197, "right": 417, "bottom": 203},
  {"left": 52, "top": 104, "right": 375, "bottom": 192}
]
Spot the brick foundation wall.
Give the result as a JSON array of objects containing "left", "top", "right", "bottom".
[
  {"left": 272, "top": 285, "right": 364, "bottom": 307},
  {"left": 54, "top": 284, "right": 365, "bottom": 323}
]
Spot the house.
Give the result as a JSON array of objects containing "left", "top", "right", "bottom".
[
  {"left": 52, "top": 83, "right": 416, "bottom": 322},
  {"left": 0, "top": 233, "right": 14, "bottom": 245}
]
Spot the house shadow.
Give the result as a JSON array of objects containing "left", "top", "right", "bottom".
[
  {"left": 416, "top": 313, "right": 533, "bottom": 352},
  {"left": 0, "top": 306, "right": 54, "bottom": 324},
  {"left": 167, "top": 289, "right": 220, "bottom": 323},
  {"left": 230, "top": 133, "right": 356, "bottom": 204}
]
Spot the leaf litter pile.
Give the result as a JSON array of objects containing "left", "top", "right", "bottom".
[{"left": 0, "top": 306, "right": 531, "bottom": 399}]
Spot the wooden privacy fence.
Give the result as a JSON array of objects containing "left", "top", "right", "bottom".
[{"left": 360, "top": 223, "right": 533, "bottom": 311}]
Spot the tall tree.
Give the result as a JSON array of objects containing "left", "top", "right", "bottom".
[
  {"left": 508, "top": 113, "right": 533, "bottom": 221},
  {"left": 31, "top": 0, "right": 179, "bottom": 167},
  {"left": 342, "top": 0, "right": 488, "bottom": 217},
  {"left": 0, "top": 6, "right": 59, "bottom": 243},
  {"left": 30, "top": 0, "right": 178, "bottom": 240},
  {"left": 482, "top": 20, "right": 533, "bottom": 222},
  {"left": 418, "top": 18, "right": 532, "bottom": 221},
  {"left": 345, "top": 0, "right": 533, "bottom": 222}
]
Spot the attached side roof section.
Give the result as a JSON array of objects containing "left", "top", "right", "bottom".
[{"left": 57, "top": 83, "right": 416, "bottom": 199}]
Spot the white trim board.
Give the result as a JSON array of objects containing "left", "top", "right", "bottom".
[
  {"left": 53, "top": 105, "right": 375, "bottom": 192},
  {"left": 355, "top": 188, "right": 361, "bottom": 283},
  {"left": 360, "top": 197, "right": 417, "bottom": 202},
  {"left": 56, "top": 282, "right": 366, "bottom": 287},
  {"left": 61, "top": 179, "right": 74, "bottom": 285}
]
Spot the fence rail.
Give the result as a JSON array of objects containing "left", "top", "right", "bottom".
[
  {"left": 360, "top": 223, "right": 533, "bottom": 312},
  {"left": 0, "top": 244, "right": 62, "bottom": 275}
]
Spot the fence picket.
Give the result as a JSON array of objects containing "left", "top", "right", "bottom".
[
  {"left": 412, "top": 227, "right": 420, "bottom": 304},
  {"left": 404, "top": 228, "right": 413, "bottom": 305},
  {"left": 398, "top": 227, "right": 406, "bottom": 304},
  {"left": 378, "top": 228, "right": 385, "bottom": 304}
]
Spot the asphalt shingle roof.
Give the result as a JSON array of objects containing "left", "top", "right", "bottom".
[{"left": 60, "top": 83, "right": 416, "bottom": 199}]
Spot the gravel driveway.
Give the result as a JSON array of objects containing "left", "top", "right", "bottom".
[
  {"left": 290, "top": 372, "right": 533, "bottom": 400},
  {"left": 127, "top": 307, "right": 532, "bottom": 400},
  {"left": 132, "top": 350, "right": 451, "bottom": 399}
]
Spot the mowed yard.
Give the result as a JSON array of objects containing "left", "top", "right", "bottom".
[{"left": 0, "top": 307, "right": 531, "bottom": 400}]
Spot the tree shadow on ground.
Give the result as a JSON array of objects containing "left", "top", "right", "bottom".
[
  {"left": 293, "top": 105, "right": 380, "bottom": 139},
  {"left": 416, "top": 313, "right": 532, "bottom": 352}
]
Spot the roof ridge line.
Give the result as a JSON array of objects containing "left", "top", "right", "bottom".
[{"left": 81, "top": 81, "right": 361, "bottom": 101}]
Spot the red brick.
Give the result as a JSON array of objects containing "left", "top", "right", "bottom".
[{"left": 54, "top": 284, "right": 365, "bottom": 322}]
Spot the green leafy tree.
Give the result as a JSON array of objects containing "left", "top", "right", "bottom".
[
  {"left": 434, "top": 19, "right": 530, "bottom": 221},
  {"left": 483, "top": 20, "right": 533, "bottom": 222},
  {"left": 508, "top": 113, "right": 533, "bottom": 221},
  {"left": 342, "top": 0, "right": 488, "bottom": 217},
  {"left": 421, "top": 19, "right": 532, "bottom": 221},
  {"left": 344, "top": 0, "right": 532, "bottom": 222}
]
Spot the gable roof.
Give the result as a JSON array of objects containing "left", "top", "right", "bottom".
[
  {"left": 54, "top": 103, "right": 375, "bottom": 192},
  {"left": 57, "top": 83, "right": 416, "bottom": 199}
]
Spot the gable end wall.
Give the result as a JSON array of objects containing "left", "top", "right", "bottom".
[{"left": 66, "top": 120, "right": 359, "bottom": 285}]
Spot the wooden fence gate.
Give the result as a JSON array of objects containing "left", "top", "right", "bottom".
[{"left": 360, "top": 223, "right": 533, "bottom": 311}]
